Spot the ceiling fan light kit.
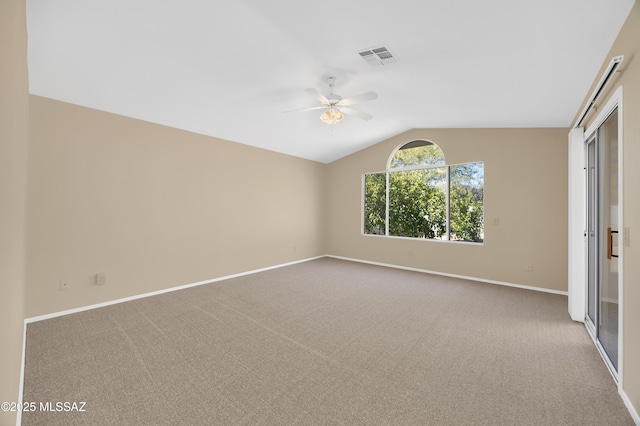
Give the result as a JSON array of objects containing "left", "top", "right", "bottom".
[
  {"left": 288, "top": 77, "right": 378, "bottom": 125},
  {"left": 320, "top": 107, "right": 344, "bottom": 125}
]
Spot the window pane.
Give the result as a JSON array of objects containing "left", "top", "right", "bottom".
[
  {"left": 389, "top": 168, "right": 446, "bottom": 239},
  {"left": 389, "top": 142, "right": 445, "bottom": 169},
  {"left": 364, "top": 173, "right": 387, "bottom": 235},
  {"left": 449, "top": 162, "right": 484, "bottom": 242}
]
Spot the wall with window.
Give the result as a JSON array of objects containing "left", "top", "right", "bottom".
[{"left": 326, "top": 127, "right": 568, "bottom": 292}]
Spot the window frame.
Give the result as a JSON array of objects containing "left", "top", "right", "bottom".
[{"left": 363, "top": 140, "right": 484, "bottom": 244}]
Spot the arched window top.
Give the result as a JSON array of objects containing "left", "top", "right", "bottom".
[{"left": 388, "top": 140, "right": 445, "bottom": 170}]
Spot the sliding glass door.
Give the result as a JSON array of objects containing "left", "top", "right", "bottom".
[{"left": 585, "top": 107, "right": 619, "bottom": 374}]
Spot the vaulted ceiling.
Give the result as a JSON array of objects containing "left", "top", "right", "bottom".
[{"left": 26, "top": 0, "right": 635, "bottom": 163}]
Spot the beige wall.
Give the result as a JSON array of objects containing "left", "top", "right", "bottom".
[
  {"left": 326, "top": 127, "right": 568, "bottom": 292},
  {"left": 0, "top": 0, "right": 28, "bottom": 424},
  {"left": 26, "top": 96, "right": 327, "bottom": 317},
  {"left": 575, "top": 0, "right": 640, "bottom": 417}
]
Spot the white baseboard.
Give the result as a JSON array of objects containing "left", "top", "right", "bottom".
[
  {"left": 22, "top": 254, "right": 567, "bottom": 325},
  {"left": 15, "top": 321, "right": 27, "bottom": 426},
  {"left": 326, "top": 254, "right": 569, "bottom": 296},
  {"left": 22, "top": 253, "right": 567, "bottom": 325},
  {"left": 24, "top": 255, "right": 325, "bottom": 324},
  {"left": 620, "top": 388, "right": 640, "bottom": 426}
]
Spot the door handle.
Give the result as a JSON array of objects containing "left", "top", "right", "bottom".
[{"left": 607, "top": 227, "right": 619, "bottom": 259}]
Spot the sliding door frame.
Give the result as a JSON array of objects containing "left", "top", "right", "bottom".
[{"left": 581, "top": 86, "right": 624, "bottom": 386}]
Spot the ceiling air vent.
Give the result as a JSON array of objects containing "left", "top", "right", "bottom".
[{"left": 358, "top": 45, "right": 397, "bottom": 66}]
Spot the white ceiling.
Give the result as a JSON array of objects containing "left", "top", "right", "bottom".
[{"left": 26, "top": 0, "right": 635, "bottom": 163}]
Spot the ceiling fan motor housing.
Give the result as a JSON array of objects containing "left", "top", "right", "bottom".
[{"left": 326, "top": 94, "right": 342, "bottom": 105}]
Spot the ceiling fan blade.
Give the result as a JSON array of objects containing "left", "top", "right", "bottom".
[
  {"left": 304, "top": 88, "right": 329, "bottom": 104},
  {"left": 283, "top": 105, "right": 326, "bottom": 113},
  {"left": 339, "top": 91, "right": 378, "bottom": 106},
  {"left": 341, "top": 106, "right": 373, "bottom": 121}
]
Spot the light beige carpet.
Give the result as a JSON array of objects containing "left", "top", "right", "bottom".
[{"left": 22, "top": 257, "right": 634, "bottom": 425}]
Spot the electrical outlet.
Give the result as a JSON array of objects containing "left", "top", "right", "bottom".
[
  {"left": 60, "top": 279, "right": 70, "bottom": 291},
  {"left": 525, "top": 263, "right": 533, "bottom": 272},
  {"left": 95, "top": 273, "right": 106, "bottom": 285}
]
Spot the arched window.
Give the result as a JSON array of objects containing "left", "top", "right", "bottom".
[
  {"left": 364, "top": 140, "right": 484, "bottom": 242},
  {"left": 389, "top": 140, "right": 445, "bottom": 170}
]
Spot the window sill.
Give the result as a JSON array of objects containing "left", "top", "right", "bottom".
[{"left": 361, "top": 233, "right": 484, "bottom": 246}]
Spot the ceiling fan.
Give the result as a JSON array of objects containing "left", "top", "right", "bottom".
[{"left": 288, "top": 77, "right": 378, "bottom": 125}]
